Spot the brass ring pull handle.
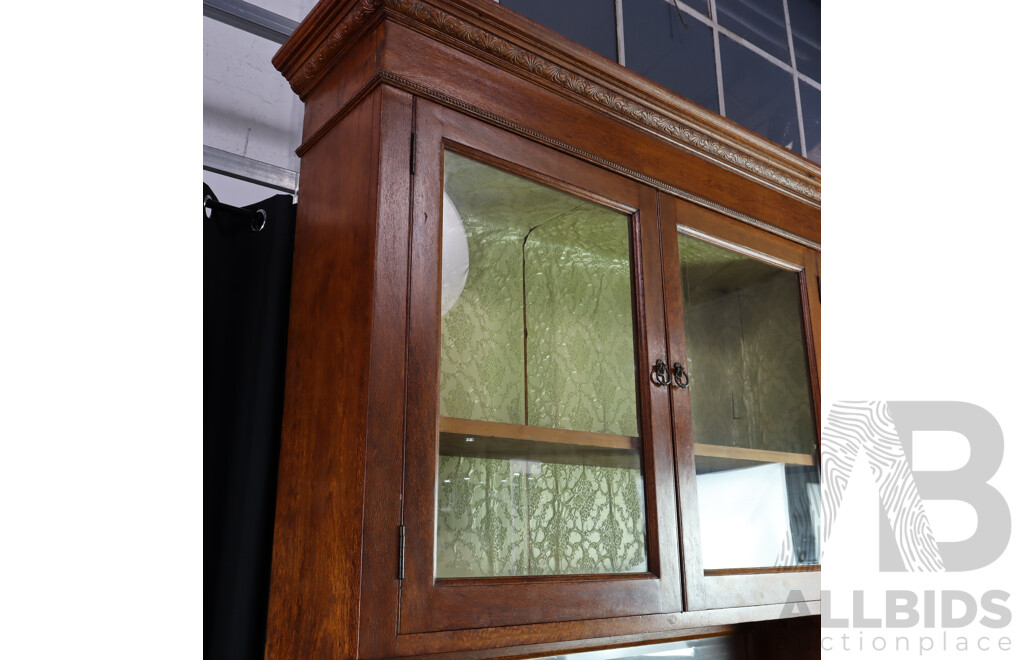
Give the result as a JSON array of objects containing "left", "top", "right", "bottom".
[
  {"left": 651, "top": 359, "right": 671, "bottom": 387},
  {"left": 672, "top": 362, "right": 689, "bottom": 389}
]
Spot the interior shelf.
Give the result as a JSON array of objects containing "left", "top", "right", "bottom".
[
  {"left": 440, "top": 416, "right": 639, "bottom": 450},
  {"left": 694, "top": 443, "right": 815, "bottom": 467},
  {"left": 439, "top": 416, "right": 640, "bottom": 469},
  {"left": 439, "top": 417, "right": 815, "bottom": 468}
]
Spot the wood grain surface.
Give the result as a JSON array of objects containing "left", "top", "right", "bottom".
[{"left": 267, "top": 1, "right": 822, "bottom": 657}]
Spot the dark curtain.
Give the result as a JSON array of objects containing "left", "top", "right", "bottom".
[{"left": 204, "top": 183, "right": 296, "bottom": 659}]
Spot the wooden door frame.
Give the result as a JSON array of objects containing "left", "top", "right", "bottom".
[
  {"left": 659, "top": 193, "right": 822, "bottom": 611},
  {"left": 398, "top": 99, "right": 683, "bottom": 633}
]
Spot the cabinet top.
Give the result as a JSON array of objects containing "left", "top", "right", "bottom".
[{"left": 273, "top": 0, "right": 821, "bottom": 210}]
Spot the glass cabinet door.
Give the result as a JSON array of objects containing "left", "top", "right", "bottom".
[
  {"left": 661, "top": 197, "right": 821, "bottom": 610},
  {"left": 400, "top": 101, "right": 681, "bottom": 633},
  {"left": 436, "top": 150, "right": 647, "bottom": 579}
]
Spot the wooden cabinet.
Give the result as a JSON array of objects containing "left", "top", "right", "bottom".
[
  {"left": 663, "top": 197, "right": 822, "bottom": 613},
  {"left": 400, "top": 105, "right": 684, "bottom": 634},
  {"left": 266, "top": 1, "right": 821, "bottom": 658}
]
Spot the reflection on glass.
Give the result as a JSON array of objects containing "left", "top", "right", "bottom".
[
  {"left": 501, "top": 0, "right": 619, "bottom": 62},
  {"left": 623, "top": 0, "right": 719, "bottom": 113},
  {"left": 720, "top": 35, "right": 801, "bottom": 151},
  {"left": 800, "top": 81, "right": 821, "bottom": 163},
  {"left": 716, "top": 0, "right": 790, "bottom": 62},
  {"left": 436, "top": 151, "right": 647, "bottom": 578},
  {"left": 788, "top": 0, "right": 821, "bottom": 81},
  {"left": 680, "top": 0, "right": 711, "bottom": 18},
  {"left": 678, "top": 231, "right": 820, "bottom": 569}
]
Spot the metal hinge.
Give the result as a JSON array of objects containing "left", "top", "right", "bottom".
[
  {"left": 410, "top": 133, "right": 416, "bottom": 175},
  {"left": 397, "top": 525, "right": 406, "bottom": 580}
]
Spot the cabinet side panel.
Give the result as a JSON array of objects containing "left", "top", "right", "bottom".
[{"left": 265, "top": 89, "right": 384, "bottom": 660}]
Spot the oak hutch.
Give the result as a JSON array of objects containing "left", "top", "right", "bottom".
[{"left": 266, "top": 0, "right": 822, "bottom": 657}]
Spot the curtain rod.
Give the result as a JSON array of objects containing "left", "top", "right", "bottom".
[
  {"left": 205, "top": 188, "right": 268, "bottom": 233},
  {"left": 204, "top": 146, "right": 299, "bottom": 194}
]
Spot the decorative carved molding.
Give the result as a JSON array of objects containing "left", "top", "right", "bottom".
[
  {"left": 297, "top": 0, "right": 383, "bottom": 89},
  {"left": 296, "top": 73, "right": 385, "bottom": 157},
  {"left": 281, "top": 0, "right": 821, "bottom": 205},
  {"left": 384, "top": 0, "right": 819, "bottom": 203},
  {"left": 374, "top": 72, "right": 821, "bottom": 251}
]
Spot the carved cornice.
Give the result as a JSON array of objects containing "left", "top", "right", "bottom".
[
  {"left": 384, "top": 0, "right": 819, "bottom": 204},
  {"left": 299, "top": 0, "right": 382, "bottom": 88},
  {"left": 277, "top": 0, "right": 821, "bottom": 205},
  {"left": 380, "top": 72, "right": 822, "bottom": 251},
  {"left": 293, "top": 69, "right": 820, "bottom": 250}
]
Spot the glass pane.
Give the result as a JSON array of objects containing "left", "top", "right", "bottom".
[
  {"left": 679, "top": 0, "right": 711, "bottom": 18},
  {"left": 678, "top": 232, "right": 820, "bottom": 569},
  {"left": 501, "top": 0, "right": 619, "bottom": 62},
  {"left": 720, "top": 36, "right": 801, "bottom": 152},
  {"left": 788, "top": 0, "right": 821, "bottom": 81},
  {"left": 623, "top": 0, "right": 719, "bottom": 113},
  {"left": 800, "top": 81, "right": 820, "bottom": 163},
  {"left": 716, "top": 0, "right": 790, "bottom": 62},
  {"left": 436, "top": 150, "right": 648, "bottom": 578}
]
